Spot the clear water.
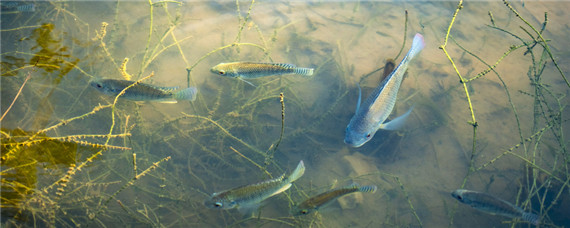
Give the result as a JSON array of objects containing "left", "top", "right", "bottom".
[{"left": 1, "top": 1, "right": 569, "bottom": 227}]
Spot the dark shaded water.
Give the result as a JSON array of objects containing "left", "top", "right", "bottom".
[{"left": 1, "top": 1, "right": 569, "bottom": 227}]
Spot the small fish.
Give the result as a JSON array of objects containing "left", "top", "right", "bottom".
[
  {"left": 210, "top": 62, "right": 314, "bottom": 85},
  {"left": 292, "top": 183, "right": 377, "bottom": 216},
  {"left": 1, "top": 2, "right": 35, "bottom": 12},
  {"left": 451, "top": 189, "right": 540, "bottom": 225},
  {"left": 204, "top": 160, "right": 305, "bottom": 212},
  {"left": 344, "top": 33, "right": 425, "bottom": 147},
  {"left": 90, "top": 78, "right": 197, "bottom": 103}
]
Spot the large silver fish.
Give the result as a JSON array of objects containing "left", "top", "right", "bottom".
[
  {"left": 204, "top": 160, "right": 305, "bottom": 211},
  {"left": 451, "top": 189, "right": 540, "bottom": 225},
  {"left": 90, "top": 78, "right": 197, "bottom": 103},
  {"left": 292, "top": 183, "right": 377, "bottom": 216},
  {"left": 210, "top": 62, "right": 314, "bottom": 81},
  {"left": 344, "top": 33, "right": 425, "bottom": 147}
]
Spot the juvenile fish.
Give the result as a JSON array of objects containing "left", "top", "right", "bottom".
[
  {"left": 1, "top": 2, "right": 35, "bottom": 12},
  {"left": 292, "top": 183, "right": 377, "bottom": 216},
  {"left": 210, "top": 62, "right": 314, "bottom": 79},
  {"left": 90, "top": 78, "right": 197, "bottom": 103},
  {"left": 451, "top": 189, "right": 540, "bottom": 225},
  {"left": 204, "top": 160, "right": 305, "bottom": 212},
  {"left": 345, "top": 33, "right": 425, "bottom": 147}
]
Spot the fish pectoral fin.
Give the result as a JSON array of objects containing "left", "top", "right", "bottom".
[
  {"left": 379, "top": 106, "right": 414, "bottom": 131},
  {"left": 317, "top": 204, "right": 341, "bottom": 214},
  {"left": 238, "top": 78, "right": 257, "bottom": 87},
  {"left": 237, "top": 203, "right": 260, "bottom": 217},
  {"left": 354, "top": 83, "right": 362, "bottom": 113}
]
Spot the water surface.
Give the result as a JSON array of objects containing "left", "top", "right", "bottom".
[{"left": 1, "top": 1, "right": 569, "bottom": 227}]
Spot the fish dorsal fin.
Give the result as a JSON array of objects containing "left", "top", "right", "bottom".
[
  {"left": 270, "top": 63, "right": 296, "bottom": 69},
  {"left": 156, "top": 86, "right": 179, "bottom": 93},
  {"left": 346, "top": 183, "right": 360, "bottom": 189},
  {"left": 237, "top": 201, "right": 261, "bottom": 216},
  {"left": 146, "top": 84, "right": 179, "bottom": 93}
]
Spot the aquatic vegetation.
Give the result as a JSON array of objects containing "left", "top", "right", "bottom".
[
  {"left": 1, "top": 0, "right": 569, "bottom": 227},
  {"left": 441, "top": 0, "right": 569, "bottom": 226}
]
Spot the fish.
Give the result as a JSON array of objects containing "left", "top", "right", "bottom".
[
  {"left": 344, "top": 33, "right": 425, "bottom": 147},
  {"left": 204, "top": 160, "right": 305, "bottom": 212},
  {"left": 1, "top": 2, "right": 35, "bottom": 12},
  {"left": 210, "top": 62, "right": 314, "bottom": 86},
  {"left": 292, "top": 183, "right": 377, "bottom": 216},
  {"left": 451, "top": 189, "right": 540, "bottom": 225},
  {"left": 90, "top": 78, "right": 197, "bottom": 103}
]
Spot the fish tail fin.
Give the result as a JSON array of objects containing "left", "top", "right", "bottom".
[
  {"left": 522, "top": 212, "right": 540, "bottom": 225},
  {"left": 287, "top": 160, "right": 305, "bottom": 183},
  {"left": 294, "top": 67, "right": 314, "bottom": 77},
  {"left": 358, "top": 185, "right": 377, "bottom": 193},
  {"left": 408, "top": 33, "right": 425, "bottom": 59},
  {"left": 174, "top": 87, "right": 198, "bottom": 101}
]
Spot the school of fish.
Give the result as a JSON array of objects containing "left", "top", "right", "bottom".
[{"left": 86, "top": 28, "right": 541, "bottom": 225}]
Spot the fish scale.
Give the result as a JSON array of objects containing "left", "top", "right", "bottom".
[{"left": 231, "top": 63, "right": 296, "bottom": 77}]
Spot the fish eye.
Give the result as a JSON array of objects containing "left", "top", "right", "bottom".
[
  {"left": 218, "top": 70, "right": 225, "bottom": 75},
  {"left": 214, "top": 202, "right": 222, "bottom": 208},
  {"left": 95, "top": 83, "right": 102, "bottom": 88},
  {"left": 366, "top": 134, "right": 371, "bottom": 138},
  {"left": 456, "top": 195, "right": 462, "bottom": 200},
  {"left": 301, "top": 210, "right": 308, "bottom": 214}
]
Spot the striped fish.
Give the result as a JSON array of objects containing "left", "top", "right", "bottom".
[
  {"left": 292, "top": 183, "right": 377, "bottom": 216},
  {"left": 1, "top": 2, "right": 35, "bottom": 12},
  {"left": 90, "top": 78, "right": 197, "bottom": 103},
  {"left": 204, "top": 160, "right": 305, "bottom": 211},
  {"left": 452, "top": 189, "right": 540, "bottom": 225},
  {"left": 344, "top": 33, "right": 424, "bottom": 147},
  {"left": 210, "top": 62, "right": 314, "bottom": 79}
]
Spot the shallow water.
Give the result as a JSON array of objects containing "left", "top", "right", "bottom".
[{"left": 1, "top": 1, "right": 569, "bottom": 227}]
